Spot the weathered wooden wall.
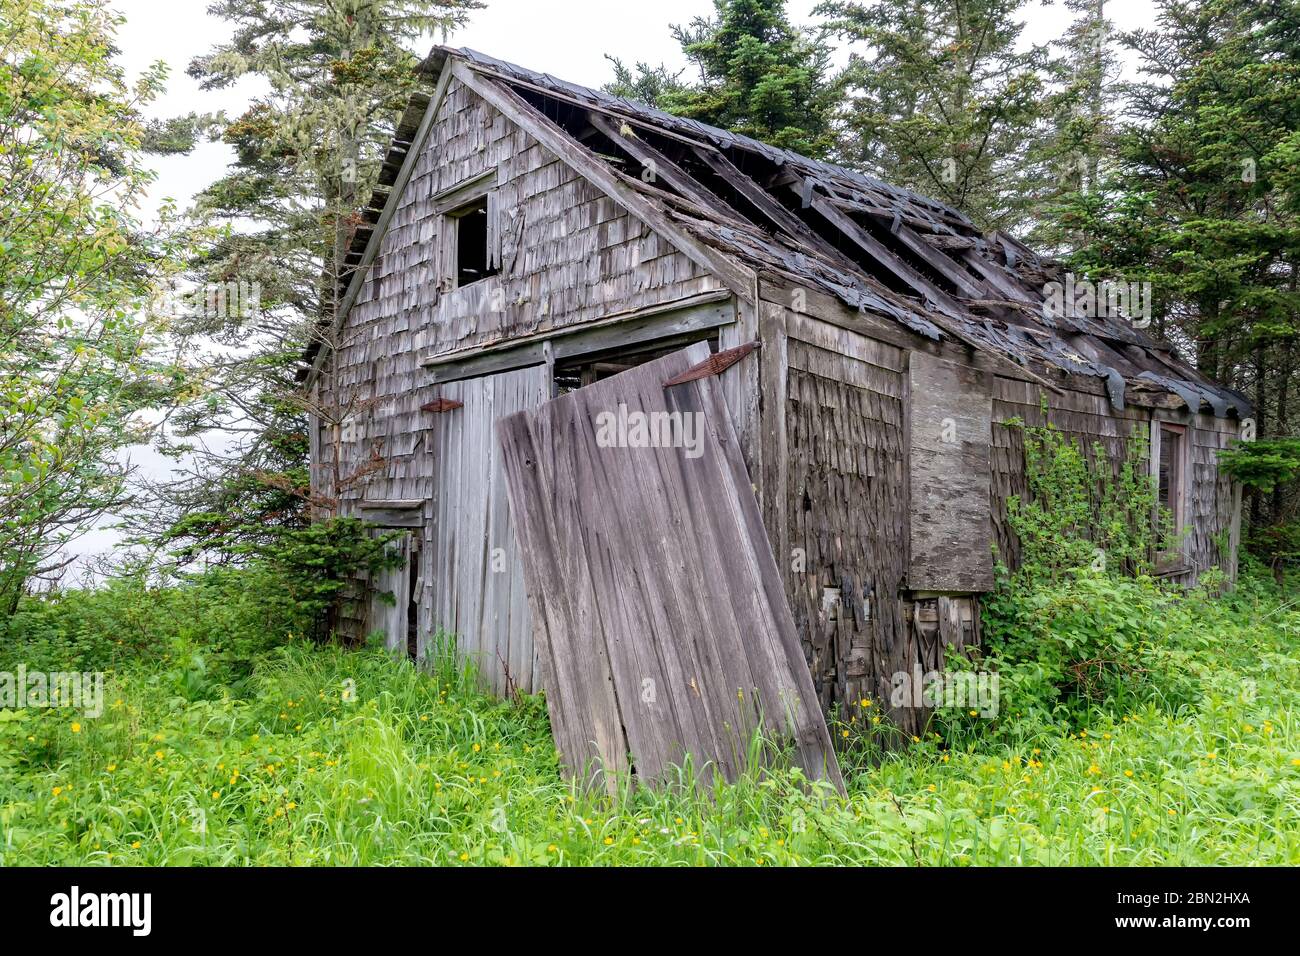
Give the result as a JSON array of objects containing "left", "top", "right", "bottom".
[
  {"left": 771, "top": 281, "right": 1239, "bottom": 737},
  {"left": 908, "top": 352, "right": 994, "bottom": 592},
  {"left": 1187, "top": 414, "right": 1242, "bottom": 581},
  {"left": 424, "top": 365, "right": 548, "bottom": 693},
  {"left": 784, "top": 318, "right": 909, "bottom": 725},
  {"left": 990, "top": 377, "right": 1240, "bottom": 582},
  {"left": 771, "top": 295, "right": 981, "bottom": 736}
]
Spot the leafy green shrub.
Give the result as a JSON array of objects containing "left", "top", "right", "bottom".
[
  {"left": 1004, "top": 416, "right": 1158, "bottom": 579},
  {"left": 238, "top": 517, "right": 404, "bottom": 643},
  {"left": 0, "top": 708, "right": 32, "bottom": 772},
  {"left": 1, "top": 568, "right": 297, "bottom": 687},
  {"left": 975, "top": 570, "right": 1199, "bottom": 736},
  {"left": 956, "top": 418, "right": 1193, "bottom": 741}
]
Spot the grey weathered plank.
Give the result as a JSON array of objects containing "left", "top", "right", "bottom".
[
  {"left": 908, "top": 351, "right": 995, "bottom": 591},
  {"left": 368, "top": 531, "right": 411, "bottom": 653},
  {"left": 497, "top": 343, "right": 843, "bottom": 793}
]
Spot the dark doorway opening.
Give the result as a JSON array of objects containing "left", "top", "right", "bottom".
[
  {"left": 406, "top": 537, "right": 421, "bottom": 661},
  {"left": 553, "top": 331, "right": 720, "bottom": 395}
]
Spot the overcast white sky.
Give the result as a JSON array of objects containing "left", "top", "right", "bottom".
[{"left": 73, "top": 0, "right": 1160, "bottom": 572}]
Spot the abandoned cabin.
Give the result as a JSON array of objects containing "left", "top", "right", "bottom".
[{"left": 303, "top": 47, "right": 1250, "bottom": 742}]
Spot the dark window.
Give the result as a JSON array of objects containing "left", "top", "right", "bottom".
[
  {"left": 452, "top": 197, "right": 496, "bottom": 288},
  {"left": 1158, "top": 423, "right": 1185, "bottom": 534}
]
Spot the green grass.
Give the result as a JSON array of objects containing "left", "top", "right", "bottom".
[{"left": 2, "top": 571, "right": 1299, "bottom": 865}]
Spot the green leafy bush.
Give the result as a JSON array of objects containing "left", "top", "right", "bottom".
[
  {"left": 960, "top": 418, "right": 1193, "bottom": 741},
  {"left": 1219, "top": 439, "right": 1300, "bottom": 578},
  {"left": 1003, "top": 416, "right": 1158, "bottom": 580},
  {"left": 976, "top": 570, "right": 1199, "bottom": 735},
  {"left": 236, "top": 517, "right": 405, "bottom": 643}
]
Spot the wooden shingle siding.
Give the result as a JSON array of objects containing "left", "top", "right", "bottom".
[
  {"left": 785, "top": 349, "right": 909, "bottom": 721},
  {"left": 779, "top": 307, "right": 986, "bottom": 736},
  {"left": 346, "top": 78, "right": 727, "bottom": 363},
  {"left": 1185, "top": 414, "right": 1241, "bottom": 581}
]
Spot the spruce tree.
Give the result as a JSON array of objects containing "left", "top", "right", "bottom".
[
  {"left": 818, "top": 0, "right": 1051, "bottom": 230},
  {"left": 607, "top": 0, "right": 838, "bottom": 157},
  {"left": 1067, "top": 0, "right": 1300, "bottom": 550}
]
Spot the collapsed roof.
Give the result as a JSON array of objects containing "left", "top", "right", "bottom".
[{"left": 317, "top": 46, "right": 1249, "bottom": 419}]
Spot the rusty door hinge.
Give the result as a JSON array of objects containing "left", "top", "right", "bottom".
[
  {"left": 663, "top": 341, "right": 760, "bottom": 387},
  {"left": 421, "top": 398, "right": 464, "bottom": 413}
]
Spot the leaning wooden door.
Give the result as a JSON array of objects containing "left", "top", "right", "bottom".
[{"left": 497, "top": 343, "right": 843, "bottom": 794}]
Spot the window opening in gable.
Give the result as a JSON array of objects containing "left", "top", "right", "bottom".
[{"left": 451, "top": 196, "right": 497, "bottom": 288}]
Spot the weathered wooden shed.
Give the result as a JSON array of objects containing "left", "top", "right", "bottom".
[{"left": 304, "top": 47, "right": 1249, "bottom": 736}]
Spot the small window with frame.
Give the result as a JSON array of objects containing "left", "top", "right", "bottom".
[
  {"left": 1154, "top": 421, "right": 1187, "bottom": 558},
  {"left": 431, "top": 172, "right": 500, "bottom": 292},
  {"left": 449, "top": 195, "right": 498, "bottom": 288}
]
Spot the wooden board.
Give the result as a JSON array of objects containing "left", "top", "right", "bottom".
[
  {"left": 368, "top": 531, "right": 412, "bottom": 653},
  {"left": 908, "top": 352, "right": 995, "bottom": 592},
  {"left": 497, "top": 343, "right": 843, "bottom": 793},
  {"left": 427, "top": 364, "right": 548, "bottom": 694}
]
